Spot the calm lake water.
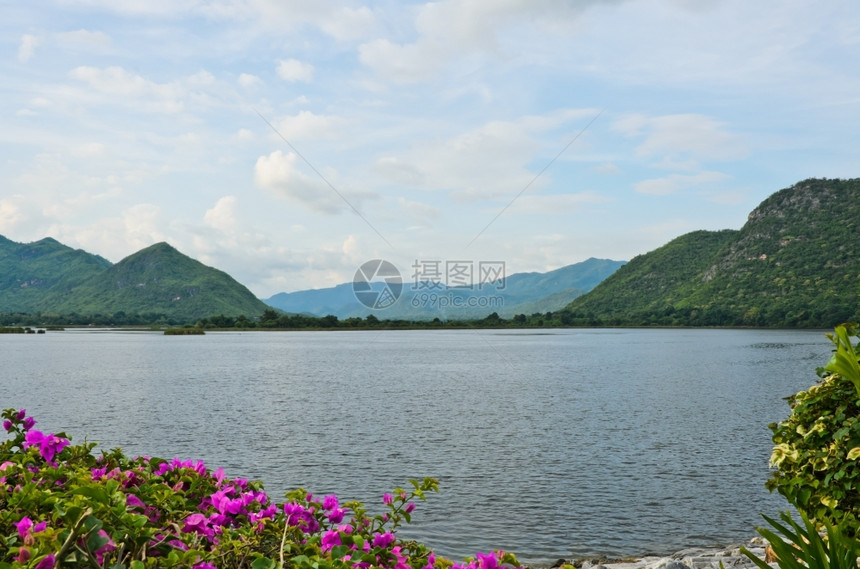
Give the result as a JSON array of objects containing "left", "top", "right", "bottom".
[{"left": 0, "top": 328, "right": 832, "bottom": 563}]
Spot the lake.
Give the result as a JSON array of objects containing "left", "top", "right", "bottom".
[{"left": 0, "top": 328, "right": 832, "bottom": 563}]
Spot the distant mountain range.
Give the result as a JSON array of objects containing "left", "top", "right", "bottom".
[
  {"left": 0, "top": 237, "right": 268, "bottom": 321},
  {"left": 565, "top": 177, "right": 860, "bottom": 327},
  {"left": 263, "top": 258, "right": 626, "bottom": 320},
  {"left": 3, "top": 176, "right": 856, "bottom": 328}
]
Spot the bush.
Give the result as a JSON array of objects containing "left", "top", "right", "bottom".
[
  {"left": 1, "top": 408, "right": 521, "bottom": 569},
  {"left": 767, "top": 324, "right": 860, "bottom": 531},
  {"left": 741, "top": 510, "right": 860, "bottom": 569}
]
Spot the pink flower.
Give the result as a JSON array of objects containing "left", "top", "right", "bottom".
[
  {"left": 404, "top": 502, "right": 416, "bottom": 514},
  {"left": 372, "top": 532, "right": 396, "bottom": 549},
  {"left": 321, "top": 530, "right": 341, "bottom": 552},
  {"left": 476, "top": 552, "right": 498, "bottom": 569},
  {"left": 34, "top": 554, "right": 55, "bottom": 569},
  {"left": 23, "top": 417, "right": 36, "bottom": 431},
  {"left": 127, "top": 494, "right": 146, "bottom": 509},
  {"left": 383, "top": 493, "right": 393, "bottom": 505},
  {"left": 323, "top": 494, "right": 339, "bottom": 511},
  {"left": 2, "top": 419, "right": 11, "bottom": 431},
  {"left": 15, "top": 516, "right": 33, "bottom": 539},
  {"left": 328, "top": 507, "right": 345, "bottom": 524},
  {"left": 23, "top": 430, "right": 70, "bottom": 464}
]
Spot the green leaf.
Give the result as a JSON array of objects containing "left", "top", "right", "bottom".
[
  {"left": 846, "top": 447, "right": 860, "bottom": 460},
  {"left": 251, "top": 557, "right": 277, "bottom": 569},
  {"left": 72, "top": 486, "right": 109, "bottom": 505},
  {"left": 87, "top": 528, "right": 111, "bottom": 553}
]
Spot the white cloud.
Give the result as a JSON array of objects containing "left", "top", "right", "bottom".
[
  {"left": 613, "top": 113, "right": 746, "bottom": 164},
  {"left": 375, "top": 109, "right": 596, "bottom": 200},
  {"left": 68, "top": 66, "right": 187, "bottom": 113},
  {"left": 238, "top": 73, "right": 262, "bottom": 88},
  {"left": 319, "top": 6, "right": 377, "bottom": 41},
  {"left": 358, "top": 0, "right": 614, "bottom": 82},
  {"left": 18, "top": 34, "right": 41, "bottom": 62},
  {"left": 634, "top": 171, "right": 730, "bottom": 196},
  {"left": 254, "top": 150, "right": 377, "bottom": 214},
  {"left": 0, "top": 199, "right": 24, "bottom": 231},
  {"left": 204, "top": 196, "right": 238, "bottom": 231},
  {"left": 276, "top": 58, "right": 314, "bottom": 83},
  {"left": 236, "top": 128, "right": 255, "bottom": 141},
  {"left": 273, "top": 110, "right": 347, "bottom": 141}
]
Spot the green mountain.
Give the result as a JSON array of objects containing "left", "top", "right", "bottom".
[
  {"left": 0, "top": 237, "right": 269, "bottom": 322},
  {"left": 0, "top": 237, "right": 112, "bottom": 313},
  {"left": 566, "top": 178, "right": 860, "bottom": 327}
]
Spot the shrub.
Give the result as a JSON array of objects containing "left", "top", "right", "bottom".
[
  {"left": 766, "top": 324, "right": 860, "bottom": 531},
  {"left": 1, "top": 408, "right": 520, "bottom": 569},
  {"left": 741, "top": 510, "right": 860, "bottom": 569}
]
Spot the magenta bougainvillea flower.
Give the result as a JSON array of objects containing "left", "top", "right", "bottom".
[{"left": 23, "top": 430, "right": 70, "bottom": 464}]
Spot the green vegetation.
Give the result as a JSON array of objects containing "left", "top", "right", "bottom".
[
  {"left": 0, "top": 238, "right": 269, "bottom": 323},
  {"left": 0, "top": 326, "right": 25, "bottom": 334},
  {"left": 741, "top": 511, "right": 860, "bottom": 569},
  {"left": 766, "top": 324, "right": 860, "bottom": 531},
  {"left": 1, "top": 409, "right": 519, "bottom": 569},
  {"left": 567, "top": 178, "right": 860, "bottom": 327},
  {"left": 741, "top": 324, "right": 860, "bottom": 569},
  {"left": 0, "top": 237, "right": 111, "bottom": 314},
  {"left": 164, "top": 327, "right": 206, "bottom": 335}
]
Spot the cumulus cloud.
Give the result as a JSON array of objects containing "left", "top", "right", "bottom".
[
  {"left": 204, "top": 195, "right": 238, "bottom": 231},
  {"left": 254, "top": 150, "right": 377, "bottom": 214},
  {"left": 18, "top": 34, "right": 41, "bottom": 62},
  {"left": 0, "top": 199, "right": 24, "bottom": 231},
  {"left": 277, "top": 58, "right": 314, "bottom": 82}
]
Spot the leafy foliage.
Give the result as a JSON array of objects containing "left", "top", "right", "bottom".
[
  {"left": 766, "top": 325, "right": 860, "bottom": 531},
  {"left": 0, "top": 236, "right": 111, "bottom": 314},
  {"left": 567, "top": 178, "right": 860, "bottom": 327},
  {"left": 1, "top": 408, "right": 520, "bottom": 569},
  {"left": 740, "top": 510, "right": 860, "bottom": 569}
]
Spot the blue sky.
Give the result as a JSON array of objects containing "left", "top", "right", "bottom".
[{"left": 1, "top": 1, "right": 858, "bottom": 297}]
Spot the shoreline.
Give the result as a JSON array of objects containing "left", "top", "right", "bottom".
[{"left": 526, "top": 538, "right": 773, "bottom": 569}]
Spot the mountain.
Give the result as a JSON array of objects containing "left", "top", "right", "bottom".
[
  {"left": 565, "top": 178, "right": 860, "bottom": 327},
  {"left": 0, "top": 237, "right": 112, "bottom": 313},
  {"left": 265, "top": 258, "right": 626, "bottom": 320},
  {"left": 0, "top": 237, "right": 269, "bottom": 321}
]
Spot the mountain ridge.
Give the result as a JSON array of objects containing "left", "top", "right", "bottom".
[
  {"left": 565, "top": 177, "right": 860, "bottom": 327},
  {"left": 0, "top": 237, "right": 269, "bottom": 321}
]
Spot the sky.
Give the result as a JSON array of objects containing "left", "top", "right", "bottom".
[{"left": 1, "top": 1, "right": 858, "bottom": 298}]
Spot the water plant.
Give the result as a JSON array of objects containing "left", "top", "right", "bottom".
[{"left": 0, "top": 408, "right": 520, "bottom": 569}]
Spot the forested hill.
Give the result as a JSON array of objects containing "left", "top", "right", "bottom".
[
  {"left": 565, "top": 178, "right": 860, "bottom": 327},
  {"left": 0, "top": 238, "right": 269, "bottom": 322}
]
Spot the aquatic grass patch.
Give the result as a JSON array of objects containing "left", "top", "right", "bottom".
[{"left": 0, "top": 408, "right": 520, "bottom": 569}]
